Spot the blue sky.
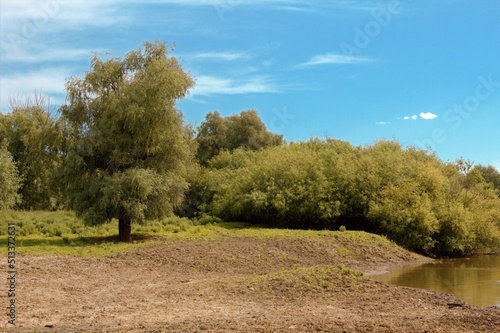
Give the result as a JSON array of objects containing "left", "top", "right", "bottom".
[{"left": 1, "top": 0, "right": 499, "bottom": 169}]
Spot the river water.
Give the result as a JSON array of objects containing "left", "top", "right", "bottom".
[{"left": 372, "top": 255, "right": 500, "bottom": 307}]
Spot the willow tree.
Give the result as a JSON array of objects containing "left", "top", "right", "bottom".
[
  {"left": 196, "top": 110, "right": 283, "bottom": 165},
  {"left": 59, "top": 41, "right": 195, "bottom": 242},
  {"left": 0, "top": 95, "right": 61, "bottom": 210}
]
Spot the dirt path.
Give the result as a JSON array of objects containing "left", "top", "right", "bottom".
[{"left": 3, "top": 234, "right": 500, "bottom": 332}]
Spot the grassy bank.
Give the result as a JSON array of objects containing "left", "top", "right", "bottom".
[{"left": 0, "top": 210, "right": 401, "bottom": 257}]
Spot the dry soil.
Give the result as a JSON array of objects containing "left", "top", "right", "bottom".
[{"left": 3, "top": 233, "right": 500, "bottom": 332}]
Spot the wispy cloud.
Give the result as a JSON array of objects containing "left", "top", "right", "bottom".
[
  {"left": 191, "top": 75, "right": 279, "bottom": 95},
  {"left": 0, "top": 1, "right": 126, "bottom": 65},
  {"left": 0, "top": 67, "right": 71, "bottom": 112},
  {"left": 1, "top": 45, "right": 93, "bottom": 64},
  {"left": 191, "top": 51, "right": 250, "bottom": 61},
  {"left": 403, "top": 115, "right": 418, "bottom": 121},
  {"left": 375, "top": 121, "right": 392, "bottom": 125},
  {"left": 0, "top": 0, "right": 375, "bottom": 112},
  {"left": 125, "top": 0, "right": 376, "bottom": 11},
  {"left": 300, "top": 53, "right": 373, "bottom": 67},
  {"left": 0, "top": 1, "right": 125, "bottom": 36},
  {"left": 420, "top": 112, "right": 438, "bottom": 120}
]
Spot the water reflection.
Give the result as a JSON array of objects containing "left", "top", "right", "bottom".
[{"left": 372, "top": 255, "right": 500, "bottom": 307}]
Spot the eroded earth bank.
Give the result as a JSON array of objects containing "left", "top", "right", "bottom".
[{"left": 6, "top": 232, "right": 500, "bottom": 332}]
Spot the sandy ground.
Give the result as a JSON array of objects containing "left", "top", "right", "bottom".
[{"left": 3, "top": 234, "right": 500, "bottom": 332}]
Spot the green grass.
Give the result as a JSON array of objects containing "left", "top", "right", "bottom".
[
  {"left": 0, "top": 210, "right": 398, "bottom": 256},
  {"left": 0, "top": 210, "right": 217, "bottom": 255}
]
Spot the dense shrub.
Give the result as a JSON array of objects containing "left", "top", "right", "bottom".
[
  {"left": 206, "top": 141, "right": 351, "bottom": 229},
  {"left": 195, "top": 139, "right": 500, "bottom": 256}
]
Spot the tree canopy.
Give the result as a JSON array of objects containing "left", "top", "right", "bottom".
[
  {"left": 474, "top": 164, "right": 500, "bottom": 195},
  {"left": 0, "top": 95, "right": 61, "bottom": 210},
  {"left": 195, "top": 110, "right": 283, "bottom": 165},
  {"left": 59, "top": 40, "right": 195, "bottom": 241}
]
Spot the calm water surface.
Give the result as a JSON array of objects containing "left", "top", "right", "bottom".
[{"left": 373, "top": 255, "right": 500, "bottom": 307}]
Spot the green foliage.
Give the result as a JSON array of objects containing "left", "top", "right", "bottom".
[
  {"left": 0, "top": 95, "right": 61, "bottom": 210},
  {"left": 59, "top": 40, "right": 195, "bottom": 241},
  {"left": 0, "top": 143, "right": 21, "bottom": 209},
  {"left": 204, "top": 140, "right": 366, "bottom": 229},
  {"left": 195, "top": 213, "right": 224, "bottom": 225},
  {"left": 195, "top": 110, "right": 283, "bottom": 165},
  {"left": 0, "top": 210, "right": 201, "bottom": 255},
  {"left": 195, "top": 111, "right": 227, "bottom": 165},
  {"left": 474, "top": 164, "right": 500, "bottom": 195},
  {"left": 363, "top": 141, "right": 446, "bottom": 253},
  {"left": 198, "top": 138, "right": 500, "bottom": 256},
  {"left": 368, "top": 180, "right": 439, "bottom": 252},
  {"left": 175, "top": 164, "right": 213, "bottom": 218},
  {"left": 0, "top": 210, "right": 79, "bottom": 237},
  {"left": 72, "top": 168, "right": 188, "bottom": 226}
]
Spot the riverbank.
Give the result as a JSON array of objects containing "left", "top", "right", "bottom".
[{"left": 5, "top": 229, "right": 500, "bottom": 332}]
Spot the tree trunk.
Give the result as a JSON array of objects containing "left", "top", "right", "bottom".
[{"left": 118, "top": 213, "right": 132, "bottom": 242}]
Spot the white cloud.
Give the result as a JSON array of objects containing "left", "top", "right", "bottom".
[
  {"left": 2, "top": 1, "right": 126, "bottom": 24},
  {"left": 1, "top": 45, "right": 92, "bottom": 64},
  {"left": 0, "top": 68, "right": 70, "bottom": 113},
  {"left": 376, "top": 121, "right": 391, "bottom": 125},
  {"left": 0, "top": 1, "right": 126, "bottom": 67},
  {"left": 401, "top": 112, "right": 438, "bottom": 121},
  {"left": 0, "top": 1, "right": 125, "bottom": 38},
  {"left": 191, "top": 75, "right": 279, "bottom": 95},
  {"left": 420, "top": 112, "right": 438, "bottom": 120},
  {"left": 301, "top": 53, "right": 372, "bottom": 66},
  {"left": 191, "top": 51, "right": 250, "bottom": 61}
]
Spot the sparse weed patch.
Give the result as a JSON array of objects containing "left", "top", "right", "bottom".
[
  {"left": 212, "top": 265, "right": 365, "bottom": 301},
  {"left": 337, "top": 247, "right": 356, "bottom": 257},
  {"left": 337, "top": 264, "right": 364, "bottom": 278}
]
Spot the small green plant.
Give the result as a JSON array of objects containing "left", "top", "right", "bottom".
[
  {"left": 196, "top": 214, "right": 223, "bottom": 226},
  {"left": 337, "top": 264, "right": 364, "bottom": 277},
  {"left": 339, "top": 225, "right": 346, "bottom": 232}
]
